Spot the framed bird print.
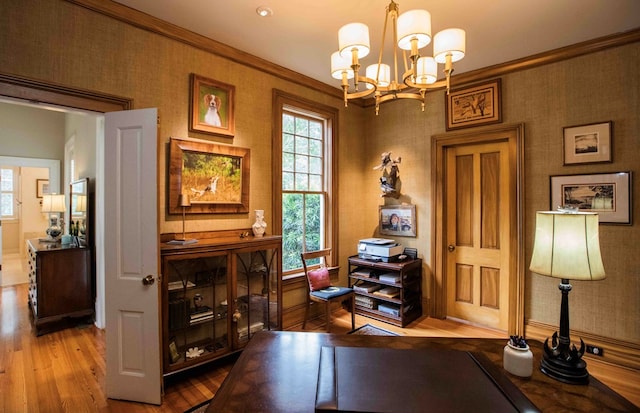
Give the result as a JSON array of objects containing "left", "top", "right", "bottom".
[
  {"left": 169, "top": 137, "right": 250, "bottom": 214},
  {"left": 189, "top": 73, "right": 236, "bottom": 138}
]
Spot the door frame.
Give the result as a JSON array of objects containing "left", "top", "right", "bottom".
[{"left": 431, "top": 123, "right": 525, "bottom": 335}]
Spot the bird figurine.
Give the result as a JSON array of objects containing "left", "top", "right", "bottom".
[{"left": 374, "top": 152, "right": 401, "bottom": 197}]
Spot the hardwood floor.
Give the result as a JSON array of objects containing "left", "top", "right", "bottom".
[{"left": 1, "top": 282, "right": 638, "bottom": 412}]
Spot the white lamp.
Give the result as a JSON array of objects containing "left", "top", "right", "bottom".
[
  {"left": 529, "top": 210, "right": 606, "bottom": 384},
  {"left": 41, "top": 193, "right": 66, "bottom": 242}
]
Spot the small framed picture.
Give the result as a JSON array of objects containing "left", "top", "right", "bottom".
[
  {"left": 189, "top": 73, "right": 235, "bottom": 137},
  {"left": 445, "top": 79, "right": 502, "bottom": 130},
  {"left": 169, "top": 339, "right": 181, "bottom": 363},
  {"left": 550, "top": 171, "right": 631, "bottom": 224},
  {"left": 379, "top": 205, "right": 416, "bottom": 237},
  {"left": 563, "top": 121, "right": 612, "bottom": 165},
  {"left": 36, "top": 179, "right": 49, "bottom": 198}
]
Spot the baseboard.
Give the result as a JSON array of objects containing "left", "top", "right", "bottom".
[{"left": 525, "top": 320, "right": 640, "bottom": 370}]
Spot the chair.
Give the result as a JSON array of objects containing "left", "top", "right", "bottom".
[{"left": 301, "top": 249, "right": 355, "bottom": 332}]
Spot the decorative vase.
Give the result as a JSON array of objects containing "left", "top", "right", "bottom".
[
  {"left": 503, "top": 342, "right": 533, "bottom": 377},
  {"left": 252, "top": 209, "right": 267, "bottom": 237}
]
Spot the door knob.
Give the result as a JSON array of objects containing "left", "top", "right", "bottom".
[
  {"left": 142, "top": 275, "right": 155, "bottom": 285},
  {"left": 447, "top": 245, "right": 456, "bottom": 252}
]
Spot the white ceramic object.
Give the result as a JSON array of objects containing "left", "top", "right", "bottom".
[
  {"left": 503, "top": 342, "right": 533, "bottom": 377},
  {"left": 252, "top": 209, "right": 267, "bottom": 237}
]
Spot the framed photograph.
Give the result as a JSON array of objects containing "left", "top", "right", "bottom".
[
  {"left": 36, "top": 179, "right": 49, "bottom": 198},
  {"left": 563, "top": 121, "right": 612, "bottom": 165},
  {"left": 550, "top": 172, "right": 632, "bottom": 224},
  {"left": 169, "top": 137, "right": 250, "bottom": 214},
  {"left": 445, "top": 79, "right": 502, "bottom": 130},
  {"left": 168, "top": 338, "right": 181, "bottom": 364},
  {"left": 379, "top": 205, "right": 416, "bottom": 237},
  {"left": 189, "top": 73, "right": 235, "bottom": 137}
]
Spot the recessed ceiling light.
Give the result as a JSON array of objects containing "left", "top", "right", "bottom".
[{"left": 256, "top": 6, "right": 273, "bottom": 17}]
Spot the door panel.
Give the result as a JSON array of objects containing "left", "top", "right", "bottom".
[{"left": 446, "top": 141, "right": 511, "bottom": 331}]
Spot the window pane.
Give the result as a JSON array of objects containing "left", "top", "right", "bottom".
[
  {"left": 295, "top": 136, "right": 308, "bottom": 155},
  {"left": 309, "top": 174, "right": 322, "bottom": 191},
  {"left": 295, "top": 154, "right": 308, "bottom": 173},
  {"left": 282, "top": 152, "right": 294, "bottom": 172},
  {"left": 309, "top": 121, "right": 322, "bottom": 139},
  {"left": 283, "top": 114, "right": 295, "bottom": 134},
  {"left": 295, "top": 118, "right": 309, "bottom": 136},
  {"left": 309, "top": 156, "right": 322, "bottom": 175},
  {"left": 282, "top": 172, "right": 294, "bottom": 190},
  {"left": 304, "top": 194, "right": 322, "bottom": 252},
  {"left": 1, "top": 193, "right": 13, "bottom": 217},
  {"left": 1, "top": 169, "right": 13, "bottom": 191},
  {"left": 294, "top": 172, "right": 308, "bottom": 191},
  {"left": 283, "top": 133, "right": 295, "bottom": 152},
  {"left": 309, "top": 139, "right": 322, "bottom": 157},
  {"left": 282, "top": 193, "right": 304, "bottom": 271}
]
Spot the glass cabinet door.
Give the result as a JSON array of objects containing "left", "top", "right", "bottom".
[
  {"left": 164, "top": 252, "right": 230, "bottom": 369},
  {"left": 234, "top": 246, "right": 280, "bottom": 348}
]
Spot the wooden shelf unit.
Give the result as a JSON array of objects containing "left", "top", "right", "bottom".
[
  {"left": 161, "top": 234, "right": 282, "bottom": 377},
  {"left": 348, "top": 255, "right": 422, "bottom": 327}
]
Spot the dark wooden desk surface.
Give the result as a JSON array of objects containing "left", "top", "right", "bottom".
[{"left": 207, "top": 331, "right": 639, "bottom": 412}]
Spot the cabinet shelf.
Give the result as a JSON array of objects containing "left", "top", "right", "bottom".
[
  {"left": 348, "top": 255, "right": 422, "bottom": 328},
  {"left": 162, "top": 234, "right": 282, "bottom": 377}
]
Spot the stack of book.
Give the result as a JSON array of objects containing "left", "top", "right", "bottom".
[
  {"left": 355, "top": 295, "right": 376, "bottom": 309},
  {"left": 379, "top": 273, "right": 401, "bottom": 283},
  {"left": 373, "top": 286, "right": 400, "bottom": 298},
  {"left": 189, "top": 306, "right": 214, "bottom": 324},
  {"left": 168, "top": 298, "right": 188, "bottom": 330},
  {"left": 352, "top": 282, "right": 381, "bottom": 294},
  {"left": 351, "top": 267, "right": 373, "bottom": 278}
]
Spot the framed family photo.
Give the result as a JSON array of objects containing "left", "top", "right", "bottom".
[
  {"left": 445, "top": 79, "right": 502, "bottom": 130},
  {"left": 189, "top": 73, "right": 235, "bottom": 137},
  {"left": 169, "top": 137, "right": 250, "bottom": 214},
  {"left": 563, "top": 121, "right": 612, "bottom": 165},
  {"left": 550, "top": 171, "right": 631, "bottom": 224},
  {"left": 379, "top": 205, "right": 416, "bottom": 237}
]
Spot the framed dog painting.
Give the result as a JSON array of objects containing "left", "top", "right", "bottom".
[{"left": 189, "top": 73, "right": 235, "bottom": 137}]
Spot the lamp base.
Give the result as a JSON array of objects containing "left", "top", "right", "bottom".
[
  {"left": 540, "top": 332, "right": 589, "bottom": 385},
  {"left": 167, "top": 238, "right": 198, "bottom": 245}
]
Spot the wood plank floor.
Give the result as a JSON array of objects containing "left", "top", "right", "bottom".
[{"left": 1, "top": 282, "right": 638, "bottom": 412}]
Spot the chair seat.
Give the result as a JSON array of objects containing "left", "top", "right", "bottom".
[{"left": 311, "top": 286, "right": 353, "bottom": 300}]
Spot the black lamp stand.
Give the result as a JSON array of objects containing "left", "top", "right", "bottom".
[{"left": 540, "top": 279, "right": 589, "bottom": 385}]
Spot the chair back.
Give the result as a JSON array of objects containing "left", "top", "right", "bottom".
[{"left": 300, "top": 248, "right": 331, "bottom": 291}]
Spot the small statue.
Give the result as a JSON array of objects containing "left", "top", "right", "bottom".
[{"left": 373, "top": 152, "right": 401, "bottom": 198}]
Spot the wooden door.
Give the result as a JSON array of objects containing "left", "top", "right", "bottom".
[
  {"left": 104, "top": 108, "right": 161, "bottom": 404},
  {"left": 445, "top": 141, "right": 511, "bottom": 331}
]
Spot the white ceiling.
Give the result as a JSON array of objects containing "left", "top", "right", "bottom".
[{"left": 113, "top": 0, "right": 640, "bottom": 89}]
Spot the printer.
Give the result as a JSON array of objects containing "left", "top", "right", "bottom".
[{"left": 358, "top": 238, "right": 404, "bottom": 262}]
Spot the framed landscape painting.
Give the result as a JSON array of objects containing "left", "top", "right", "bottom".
[{"left": 563, "top": 121, "right": 612, "bottom": 165}]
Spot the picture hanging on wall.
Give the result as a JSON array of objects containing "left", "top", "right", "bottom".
[
  {"left": 445, "top": 79, "right": 502, "bottom": 130},
  {"left": 562, "top": 121, "right": 612, "bottom": 165},
  {"left": 379, "top": 205, "right": 416, "bottom": 237},
  {"left": 36, "top": 179, "right": 49, "bottom": 198},
  {"left": 169, "top": 137, "right": 250, "bottom": 214},
  {"left": 189, "top": 73, "right": 235, "bottom": 137}
]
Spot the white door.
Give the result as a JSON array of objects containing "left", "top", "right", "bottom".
[{"left": 104, "top": 108, "right": 161, "bottom": 404}]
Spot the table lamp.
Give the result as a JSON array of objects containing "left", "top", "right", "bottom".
[
  {"left": 170, "top": 194, "right": 197, "bottom": 245},
  {"left": 41, "top": 193, "right": 66, "bottom": 242},
  {"left": 529, "top": 210, "right": 606, "bottom": 384}
]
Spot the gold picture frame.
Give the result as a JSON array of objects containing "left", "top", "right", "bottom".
[
  {"left": 169, "top": 137, "right": 250, "bottom": 214},
  {"left": 189, "top": 73, "right": 235, "bottom": 137},
  {"left": 563, "top": 121, "right": 612, "bottom": 165},
  {"left": 445, "top": 79, "right": 502, "bottom": 130}
]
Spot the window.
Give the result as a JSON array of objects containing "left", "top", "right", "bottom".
[
  {"left": 1, "top": 167, "right": 18, "bottom": 219},
  {"left": 273, "top": 91, "right": 338, "bottom": 275}
]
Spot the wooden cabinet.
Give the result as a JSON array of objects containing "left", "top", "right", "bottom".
[
  {"left": 348, "top": 255, "right": 422, "bottom": 327},
  {"left": 27, "top": 239, "right": 94, "bottom": 335},
  {"left": 160, "top": 234, "right": 282, "bottom": 377}
]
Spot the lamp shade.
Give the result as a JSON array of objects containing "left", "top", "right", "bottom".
[
  {"left": 414, "top": 56, "right": 437, "bottom": 85},
  {"left": 75, "top": 195, "right": 87, "bottom": 212},
  {"left": 529, "top": 211, "right": 605, "bottom": 281},
  {"left": 338, "top": 22, "right": 370, "bottom": 59},
  {"left": 365, "top": 63, "right": 390, "bottom": 89},
  {"left": 397, "top": 9, "right": 431, "bottom": 51},
  {"left": 434, "top": 28, "right": 466, "bottom": 63},
  {"left": 330, "top": 51, "right": 355, "bottom": 80},
  {"left": 42, "top": 194, "right": 66, "bottom": 213},
  {"left": 179, "top": 193, "right": 192, "bottom": 208}
]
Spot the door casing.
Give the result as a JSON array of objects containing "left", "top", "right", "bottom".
[{"left": 431, "top": 124, "right": 525, "bottom": 335}]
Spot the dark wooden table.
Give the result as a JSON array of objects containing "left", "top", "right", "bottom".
[{"left": 207, "top": 331, "right": 639, "bottom": 412}]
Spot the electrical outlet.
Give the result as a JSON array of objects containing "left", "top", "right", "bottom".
[{"left": 586, "top": 344, "right": 604, "bottom": 357}]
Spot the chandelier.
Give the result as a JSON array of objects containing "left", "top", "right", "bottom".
[{"left": 330, "top": 1, "right": 466, "bottom": 114}]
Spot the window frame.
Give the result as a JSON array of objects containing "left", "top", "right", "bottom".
[
  {"left": 272, "top": 90, "right": 339, "bottom": 277},
  {"left": 1, "top": 166, "right": 19, "bottom": 220}
]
